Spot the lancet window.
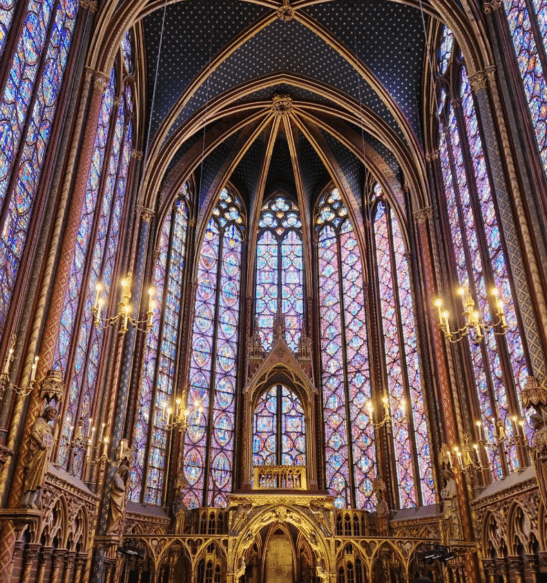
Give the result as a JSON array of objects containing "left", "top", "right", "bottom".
[
  {"left": 436, "top": 26, "right": 529, "bottom": 477},
  {"left": 182, "top": 187, "right": 244, "bottom": 508},
  {"left": 255, "top": 195, "right": 304, "bottom": 352},
  {"left": 252, "top": 384, "right": 306, "bottom": 467},
  {"left": 371, "top": 189, "right": 435, "bottom": 508},
  {"left": 316, "top": 188, "right": 375, "bottom": 510},
  {"left": 0, "top": 0, "right": 78, "bottom": 336},
  {"left": 53, "top": 36, "right": 135, "bottom": 479},
  {"left": 129, "top": 185, "right": 190, "bottom": 505}
]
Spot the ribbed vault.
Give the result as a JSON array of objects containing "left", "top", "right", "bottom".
[{"left": 99, "top": 0, "right": 489, "bottom": 231}]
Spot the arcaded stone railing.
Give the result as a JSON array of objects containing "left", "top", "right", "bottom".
[{"left": 253, "top": 465, "right": 307, "bottom": 489}]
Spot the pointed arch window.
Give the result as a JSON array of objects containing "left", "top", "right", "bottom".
[
  {"left": 182, "top": 188, "right": 244, "bottom": 509},
  {"left": 129, "top": 185, "right": 190, "bottom": 505},
  {"left": 255, "top": 195, "right": 304, "bottom": 352},
  {"left": 252, "top": 384, "right": 306, "bottom": 467},
  {"left": 0, "top": 0, "right": 79, "bottom": 336},
  {"left": 316, "top": 188, "right": 375, "bottom": 510},
  {"left": 436, "top": 27, "right": 529, "bottom": 477},
  {"left": 372, "top": 191, "right": 435, "bottom": 508},
  {"left": 54, "top": 37, "right": 135, "bottom": 479}
]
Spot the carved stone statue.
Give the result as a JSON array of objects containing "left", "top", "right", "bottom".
[
  {"left": 21, "top": 406, "right": 57, "bottom": 509},
  {"left": 440, "top": 469, "right": 461, "bottom": 541},
  {"left": 530, "top": 407, "right": 547, "bottom": 507},
  {"left": 376, "top": 490, "right": 390, "bottom": 536},
  {"left": 229, "top": 501, "right": 252, "bottom": 534},
  {"left": 172, "top": 486, "right": 187, "bottom": 534},
  {"left": 106, "top": 463, "right": 129, "bottom": 535},
  {"left": 309, "top": 500, "right": 334, "bottom": 535}
]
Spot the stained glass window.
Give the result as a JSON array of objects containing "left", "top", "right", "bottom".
[
  {"left": 437, "top": 29, "right": 529, "bottom": 478},
  {"left": 0, "top": 0, "right": 78, "bottom": 337},
  {"left": 502, "top": 0, "right": 547, "bottom": 175},
  {"left": 373, "top": 192, "right": 435, "bottom": 508},
  {"left": 255, "top": 196, "right": 304, "bottom": 352},
  {"left": 438, "top": 25, "right": 453, "bottom": 76},
  {"left": 129, "top": 186, "right": 190, "bottom": 504},
  {"left": 183, "top": 188, "right": 244, "bottom": 509},
  {"left": 252, "top": 385, "right": 306, "bottom": 467},
  {"left": 121, "top": 30, "right": 133, "bottom": 74},
  {"left": 0, "top": 0, "right": 16, "bottom": 56},
  {"left": 54, "top": 64, "right": 135, "bottom": 478},
  {"left": 316, "top": 188, "right": 375, "bottom": 510}
]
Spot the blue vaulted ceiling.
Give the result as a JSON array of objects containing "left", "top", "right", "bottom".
[
  {"left": 144, "top": 0, "right": 267, "bottom": 138},
  {"left": 142, "top": 0, "right": 432, "bottom": 212},
  {"left": 303, "top": 0, "right": 425, "bottom": 139}
]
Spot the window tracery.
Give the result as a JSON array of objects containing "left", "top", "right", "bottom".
[
  {"left": 316, "top": 188, "right": 375, "bottom": 510},
  {"left": 255, "top": 195, "right": 304, "bottom": 352},
  {"left": 129, "top": 185, "right": 190, "bottom": 505},
  {"left": 252, "top": 384, "right": 306, "bottom": 467},
  {"left": 182, "top": 187, "right": 244, "bottom": 508},
  {"left": 372, "top": 191, "right": 434, "bottom": 507}
]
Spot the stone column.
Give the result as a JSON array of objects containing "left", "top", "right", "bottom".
[
  {"left": 20, "top": 544, "right": 40, "bottom": 583},
  {"left": 523, "top": 554, "right": 538, "bottom": 583},
  {"left": 104, "top": 560, "right": 115, "bottom": 583},
  {"left": 0, "top": 518, "right": 35, "bottom": 583},
  {"left": 62, "top": 552, "right": 76, "bottom": 583},
  {"left": 37, "top": 548, "right": 53, "bottom": 583},
  {"left": 0, "top": 520, "right": 17, "bottom": 582},
  {"left": 73, "top": 555, "right": 87, "bottom": 583},
  {"left": 483, "top": 559, "right": 496, "bottom": 583},
  {"left": 507, "top": 556, "right": 523, "bottom": 583},
  {"left": 50, "top": 550, "right": 67, "bottom": 583},
  {"left": 167, "top": 551, "right": 177, "bottom": 583},
  {"left": 90, "top": 210, "right": 153, "bottom": 583}
]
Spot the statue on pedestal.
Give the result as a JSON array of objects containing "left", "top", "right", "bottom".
[
  {"left": 172, "top": 486, "right": 187, "bottom": 534},
  {"left": 373, "top": 477, "right": 389, "bottom": 536},
  {"left": 21, "top": 406, "right": 57, "bottom": 509},
  {"left": 440, "top": 469, "right": 461, "bottom": 541},
  {"left": 106, "top": 463, "right": 129, "bottom": 535},
  {"left": 521, "top": 377, "right": 547, "bottom": 510},
  {"left": 376, "top": 491, "right": 390, "bottom": 536}
]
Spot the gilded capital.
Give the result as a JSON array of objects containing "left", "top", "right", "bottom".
[
  {"left": 84, "top": 67, "right": 94, "bottom": 84},
  {"left": 483, "top": 0, "right": 502, "bottom": 12},
  {"left": 469, "top": 71, "right": 488, "bottom": 93},
  {"left": 414, "top": 207, "right": 432, "bottom": 223},
  {"left": 80, "top": 0, "right": 98, "bottom": 12},
  {"left": 138, "top": 206, "right": 154, "bottom": 222},
  {"left": 131, "top": 150, "right": 144, "bottom": 160},
  {"left": 93, "top": 72, "right": 110, "bottom": 92},
  {"left": 485, "top": 65, "right": 496, "bottom": 84}
]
